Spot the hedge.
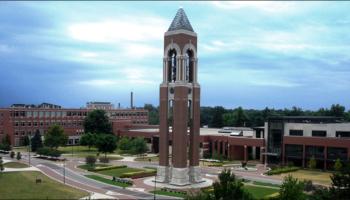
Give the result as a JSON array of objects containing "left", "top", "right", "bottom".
[
  {"left": 266, "top": 166, "right": 300, "bottom": 175},
  {"left": 89, "top": 165, "right": 127, "bottom": 172},
  {"left": 120, "top": 170, "right": 156, "bottom": 179}
]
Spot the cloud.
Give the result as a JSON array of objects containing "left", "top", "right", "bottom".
[{"left": 67, "top": 17, "right": 168, "bottom": 44}]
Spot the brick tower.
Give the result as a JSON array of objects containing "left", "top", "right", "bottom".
[{"left": 156, "top": 8, "right": 202, "bottom": 186}]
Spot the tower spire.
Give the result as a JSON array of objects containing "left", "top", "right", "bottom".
[{"left": 168, "top": 8, "right": 194, "bottom": 32}]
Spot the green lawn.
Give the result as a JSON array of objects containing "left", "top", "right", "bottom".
[
  {"left": 78, "top": 164, "right": 111, "bottom": 171},
  {"left": 273, "top": 169, "right": 332, "bottom": 185},
  {"left": 13, "top": 146, "right": 30, "bottom": 152},
  {"left": 58, "top": 145, "right": 98, "bottom": 154},
  {"left": 85, "top": 175, "right": 131, "bottom": 188},
  {"left": 244, "top": 185, "right": 279, "bottom": 199},
  {"left": 4, "top": 162, "right": 29, "bottom": 168},
  {"left": 96, "top": 167, "right": 144, "bottom": 177},
  {"left": 252, "top": 181, "right": 280, "bottom": 188},
  {"left": 150, "top": 190, "right": 187, "bottom": 198},
  {"left": 0, "top": 171, "right": 89, "bottom": 199}
]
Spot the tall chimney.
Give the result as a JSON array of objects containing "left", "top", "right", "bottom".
[{"left": 130, "top": 91, "right": 134, "bottom": 109}]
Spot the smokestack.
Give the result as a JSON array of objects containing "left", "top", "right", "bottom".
[{"left": 130, "top": 91, "right": 134, "bottom": 109}]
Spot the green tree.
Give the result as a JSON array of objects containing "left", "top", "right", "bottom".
[
  {"left": 212, "top": 169, "right": 253, "bottom": 200},
  {"left": 222, "top": 113, "right": 235, "bottom": 126},
  {"left": 308, "top": 156, "right": 317, "bottom": 169},
  {"left": 279, "top": 175, "right": 305, "bottom": 200},
  {"left": 0, "top": 157, "right": 4, "bottom": 173},
  {"left": 10, "top": 151, "right": 15, "bottom": 158},
  {"left": 16, "top": 152, "right": 21, "bottom": 160},
  {"left": 83, "top": 110, "right": 112, "bottom": 134},
  {"left": 334, "top": 158, "right": 343, "bottom": 171},
  {"left": 144, "top": 104, "right": 159, "bottom": 125},
  {"left": 85, "top": 155, "right": 96, "bottom": 167},
  {"left": 329, "top": 104, "right": 345, "bottom": 117},
  {"left": 233, "top": 107, "right": 249, "bottom": 127},
  {"left": 44, "top": 125, "right": 68, "bottom": 149},
  {"left": 23, "top": 136, "right": 30, "bottom": 146},
  {"left": 80, "top": 133, "right": 96, "bottom": 150},
  {"left": 329, "top": 162, "right": 350, "bottom": 199},
  {"left": 31, "top": 130, "right": 43, "bottom": 152},
  {"left": 211, "top": 106, "right": 226, "bottom": 128},
  {"left": 0, "top": 134, "right": 12, "bottom": 151},
  {"left": 118, "top": 137, "right": 132, "bottom": 152},
  {"left": 131, "top": 137, "right": 148, "bottom": 155},
  {"left": 95, "top": 134, "right": 117, "bottom": 159}
]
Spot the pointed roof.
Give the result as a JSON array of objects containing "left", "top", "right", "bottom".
[{"left": 168, "top": 8, "right": 194, "bottom": 32}]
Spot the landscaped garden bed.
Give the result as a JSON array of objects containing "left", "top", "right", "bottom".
[
  {"left": 4, "top": 162, "right": 29, "bottom": 168},
  {"left": 85, "top": 174, "right": 132, "bottom": 188},
  {"left": 266, "top": 166, "right": 300, "bottom": 175}
]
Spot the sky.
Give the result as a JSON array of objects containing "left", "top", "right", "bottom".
[{"left": 1, "top": 1, "right": 350, "bottom": 110}]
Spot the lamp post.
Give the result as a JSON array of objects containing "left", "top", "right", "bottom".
[{"left": 28, "top": 134, "right": 31, "bottom": 166}]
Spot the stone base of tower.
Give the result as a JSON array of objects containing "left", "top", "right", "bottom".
[
  {"left": 189, "top": 166, "right": 203, "bottom": 183},
  {"left": 170, "top": 167, "right": 190, "bottom": 186},
  {"left": 156, "top": 166, "right": 169, "bottom": 183}
]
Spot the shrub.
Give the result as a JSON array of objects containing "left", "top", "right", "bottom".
[
  {"left": 119, "top": 170, "right": 156, "bottom": 179},
  {"left": 266, "top": 166, "right": 300, "bottom": 175},
  {"left": 334, "top": 158, "right": 342, "bottom": 171},
  {"left": 303, "top": 180, "right": 314, "bottom": 192},
  {"left": 36, "top": 147, "right": 61, "bottom": 158},
  {"left": 89, "top": 165, "right": 127, "bottom": 172},
  {"left": 99, "top": 157, "right": 109, "bottom": 163},
  {"left": 16, "top": 152, "right": 21, "bottom": 160},
  {"left": 10, "top": 151, "right": 15, "bottom": 158},
  {"left": 308, "top": 156, "right": 317, "bottom": 169},
  {"left": 85, "top": 155, "right": 96, "bottom": 166}
]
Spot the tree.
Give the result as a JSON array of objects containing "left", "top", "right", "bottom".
[
  {"left": 16, "top": 152, "right": 21, "bottom": 160},
  {"left": 222, "top": 113, "right": 235, "bottom": 126},
  {"left": 212, "top": 169, "right": 253, "bottom": 200},
  {"left": 329, "top": 162, "right": 350, "bottom": 199},
  {"left": 36, "top": 147, "right": 61, "bottom": 158},
  {"left": 80, "top": 133, "right": 96, "bottom": 150},
  {"left": 0, "top": 134, "right": 11, "bottom": 151},
  {"left": 279, "top": 175, "right": 306, "bottom": 200},
  {"left": 144, "top": 104, "right": 159, "bottom": 125},
  {"left": 233, "top": 107, "right": 249, "bottom": 127},
  {"left": 329, "top": 104, "right": 345, "bottom": 117},
  {"left": 85, "top": 155, "right": 96, "bottom": 167},
  {"left": 308, "top": 156, "right": 317, "bottom": 169},
  {"left": 83, "top": 110, "right": 112, "bottom": 134},
  {"left": 23, "top": 136, "right": 30, "bottom": 146},
  {"left": 95, "top": 134, "right": 117, "bottom": 159},
  {"left": 10, "top": 151, "right": 15, "bottom": 159},
  {"left": 0, "top": 157, "right": 4, "bottom": 173},
  {"left": 44, "top": 125, "right": 68, "bottom": 149},
  {"left": 131, "top": 137, "right": 148, "bottom": 155},
  {"left": 31, "top": 130, "right": 43, "bottom": 152},
  {"left": 334, "top": 158, "right": 343, "bottom": 171},
  {"left": 118, "top": 137, "right": 132, "bottom": 152},
  {"left": 211, "top": 106, "right": 226, "bottom": 128}
]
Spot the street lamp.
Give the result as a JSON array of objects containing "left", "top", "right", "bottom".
[
  {"left": 28, "top": 134, "right": 31, "bottom": 166},
  {"left": 154, "top": 174, "right": 156, "bottom": 200}
]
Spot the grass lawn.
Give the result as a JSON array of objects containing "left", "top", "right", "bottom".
[
  {"left": 96, "top": 167, "right": 144, "bottom": 177},
  {"left": 252, "top": 181, "right": 280, "bottom": 187},
  {"left": 274, "top": 169, "right": 332, "bottom": 185},
  {"left": 134, "top": 156, "right": 159, "bottom": 162},
  {"left": 85, "top": 174, "right": 131, "bottom": 188},
  {"left": 244, "top": 185, "right": 279, "bottom": 199},
  {"left": 13, "top": 146, "right": 30, "bottom": 152},
  {"left": 58, "top": 145, "right": 99, "bottom": 154},
  {"left": 4, "top": 162, "right": 29, "bottom": 168},
  {"left": 0, "top": 171, "right": 88, "bottom": 199},
  {"left": 150, "top": 190, "right": 187, "bottom": 198}
]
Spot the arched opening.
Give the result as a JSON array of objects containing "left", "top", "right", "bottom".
[
  {"left": 168, "top": 49, "right": 177, "bottom": 82},
  {"left": 185, "top": 49, "right": 194, "bottom": 83}
]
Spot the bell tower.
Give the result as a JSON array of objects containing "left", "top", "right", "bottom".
[{"left": 157, "top": 8, "right": 202, "bottom": 186}]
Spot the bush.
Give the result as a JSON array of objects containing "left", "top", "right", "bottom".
[
  {"left": 89, "top": 165, "right": 127, "bottom": 172},
  {"left": 10, "top": 151, "right": 15, "bottom": 158},
  {"left": 0, "top": 143, "right": 11, "bottom": 151},
  {"left": 308, "top": 156, "right": 317, "bottom": 169},
  {"left": 85, "top": 155, "right": 96, "bottom": 166},
  {"left": 303, "top": 180, "right": 314, "bottom": 192},
  {"left": 334, "top": 158, "right": 343, "bottom": 171},
  {"left": 99, "top": 157, "right": 109, "bottom": 163},
  {"left": 119, "top": 170, "right": 156, "bottom": 179},
  {"left": 16, "top": 152, "right": 21, "bottom": 160},
  {"left": 36, "top": 147, "right": 61, "bottom": 158},
  {"left": 266, "top": 166, "right": 300, "bottom": 175}
]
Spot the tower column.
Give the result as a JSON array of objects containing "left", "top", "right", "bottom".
[
  {"left": 157, "top": 86, "right": 169, "bottom": 182},
  {"left": 170, "top": 86, "right": 190, "bottom": 186}
]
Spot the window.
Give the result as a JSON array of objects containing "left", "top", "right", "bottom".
[
  {"left": 39, "top": 111, "right": 44, "bottom": 118},
  {"left": 28, "top": 122, "right": 32, "bottom": 127},
  {"left": 26, "top": 111, "right": 32, "bottom": 117},
  {"left": 336, "top": 131, "right": 350, "bottom": 138},
  {"left": 289, "top": 130, "right": 303, "bottom": 136},
  {"left": 33, "top": 111, "right": 38, "bottom": 117},
  {"left": 45, "top": 111, "right": 50, "bottom": 118},
  {"left": 312, "top": 130, "right": 326, "bottom": 137}
]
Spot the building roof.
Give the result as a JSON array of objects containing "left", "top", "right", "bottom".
[
  {"left": 268, "top": 116, "right": 343, "bottom": 123},
  {"left": 168, "top": 8, "right": 194, "bottom": 32}
]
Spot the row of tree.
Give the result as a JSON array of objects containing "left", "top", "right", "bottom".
[
  {"left": 186, "top": 162, "right": 350, "bottom": 200},
  {"left": 144, "top": 104, "right": 350, "bottom": 128}
]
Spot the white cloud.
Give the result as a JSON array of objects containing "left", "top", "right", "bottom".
[
  {"left": 67, "top": 16, "right": 168, "bottom": 44},
  {"left": 122, "top": 43, "right": 161, "bottom": 58},
  {"left": 211, "top": 1, "right": 298, "bottom": 14}
]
